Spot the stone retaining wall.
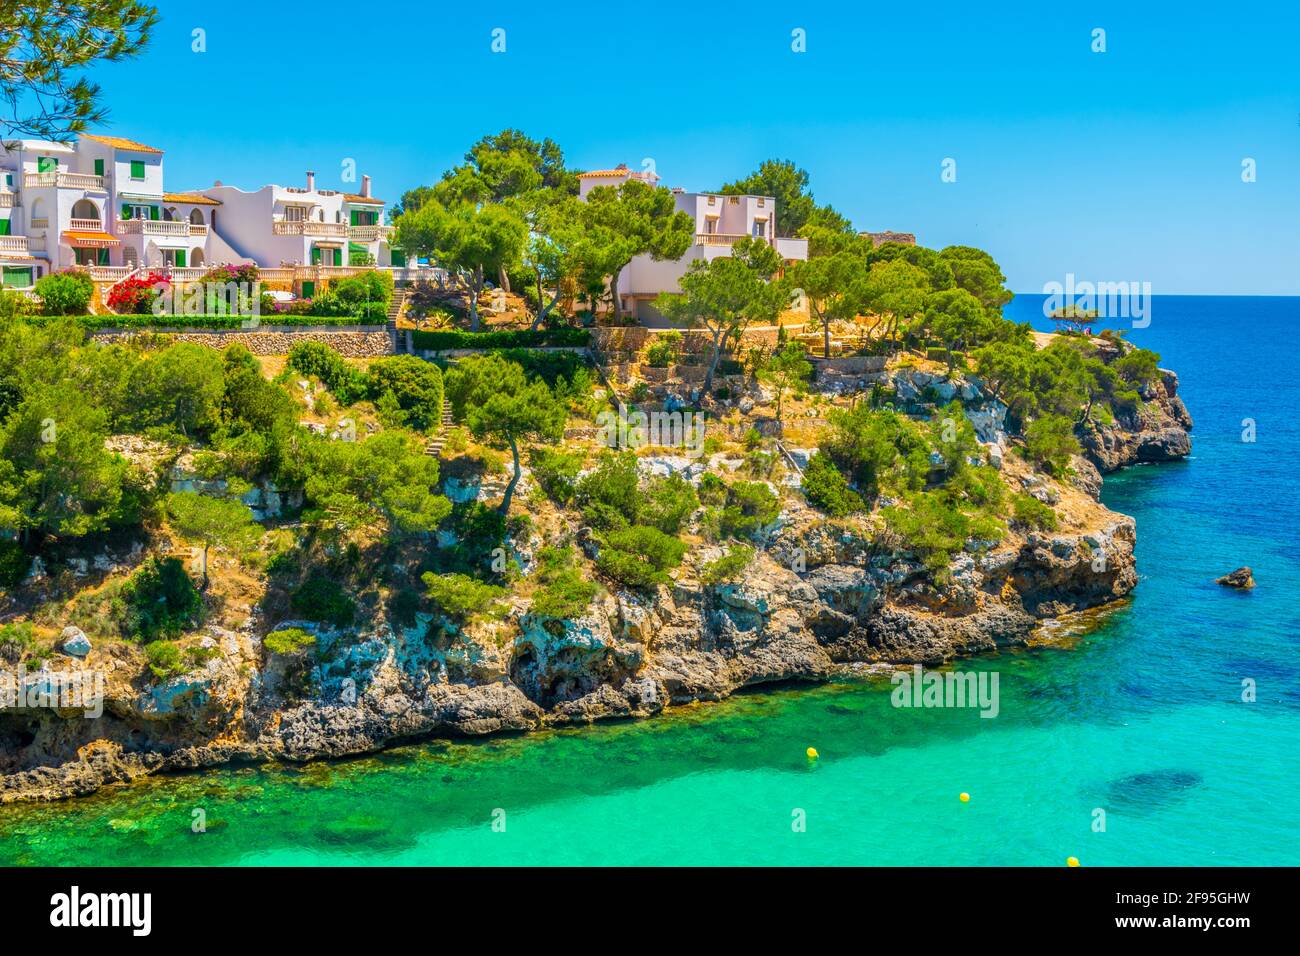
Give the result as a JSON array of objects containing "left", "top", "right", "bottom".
[{"left": 90, "top": 326, "right": 395, "bottom": 357}]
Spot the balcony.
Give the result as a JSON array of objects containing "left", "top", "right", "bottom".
[
  {"left": 272, "top": 220, "right": 349, "bottom": 237},
  {"left": 0, "top": 236, "right": 42, "bottom": 255},
  {"left": 0, "top": 192, "right": 17, "bottom": 208},
  {"left": 23, "top": 171, "right": 107, "bottom": 191},
  {"left": 118, "top": 219, "right": 195, "bottom": 238},
  {"left": 69, "top": 217, "right": 105, "bottom": 232},
  {"left": 694, "top": 233, "right": 750, "bottom": 246},
  {"left": 348, "top": 224, "right": 392, "bottom": 242}
]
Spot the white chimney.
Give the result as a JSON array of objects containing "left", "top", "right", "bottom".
[
  {"left": 306, "top": 170, "right": 316, "bottom": 191},
  {"left": 361, "top": 174, "right": 371, "bottom": 198}
]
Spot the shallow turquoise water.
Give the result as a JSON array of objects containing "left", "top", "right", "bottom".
[{"left": 1, "top": 295, "right": 1296, "bottom": 866}]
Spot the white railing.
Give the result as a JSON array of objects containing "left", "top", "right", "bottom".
[
  {"left": 118, "top": 219, "right": 191, "bottom": 237},
  {"left": 348, "top": 225, "right": 392, "bottom": 242},
  {"left": 188, "top": 223, "right": 209, "bottom": 237},
  {"left": 694, "top": 233, "right": 750, "bottom": 246},
  {"left": 29, "top": 218, "right": 48, "bottom": 229},
  {"left": 68, "top": 218, "right": 104, "bottom": 232},
  {"left": 0, "top": 236, "right": 38, "bottom": 254},
  {"left": 23, "top": 171, "right": 107, "bottom": 190},
  {"left": 272, "top": 221, "right": 349, "bottom": 237},
  {"left": 0, "top": 192, "right": 16, "bottom": 208},
  {"left": 87, "top": 265, "right": 135, "bottom": 282}
]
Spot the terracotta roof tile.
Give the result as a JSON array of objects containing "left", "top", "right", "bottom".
[{"left": 81, "top": 133, "right": 163, "bottom": 154}]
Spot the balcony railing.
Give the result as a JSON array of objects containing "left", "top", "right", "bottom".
[
  {"left": 272, "top": 221, "right": 349, "bottom": 237},
  {"left": 0, "top": 236, "right": 41, "bottom": 254},
  {"left": 347, "top": 224, "right": 392, "bottom": 242},
  {"left": 188, "top": 223, "right": 209, "bottom": 237},
  {"left": 69, "top": 218, "right": 105, "bottom": 232},
  {"left": 23, "top": 171, "right": 107, "bottom": 190},
  {"left": 118, "top": 219, "right": 192, "bottom": 237},
  {"left": 694, "top": 233, "right": 752, "bottom": 246},
  {"left": 0, "top": 192, "right": 16, "bottom": 208}
]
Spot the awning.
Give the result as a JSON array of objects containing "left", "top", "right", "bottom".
[
  {"left": 64, "top": 230, "right": 120, "bottom": 247},
  {"left": 312, "top": 240, "right": 344, "bottom": 248},
  {"left": 147, "top": 239, "right": 190, "bottom": 250},
  {"left": 117, "top": 192, "right": 162, "bottom": 202}
]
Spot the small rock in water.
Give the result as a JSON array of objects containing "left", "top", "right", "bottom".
[{"left": 1215, "top": 567, "right": 1255, "bottom": 589}]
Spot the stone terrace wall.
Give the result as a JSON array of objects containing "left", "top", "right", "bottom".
[{"left": 89, "top": 325, "right": 396, "bottom": 357}]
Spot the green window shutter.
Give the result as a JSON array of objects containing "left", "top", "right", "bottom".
[
  {"left": 121, "top": 204, "right": 131, "bottom": 220},
  {"left": 333, "top": 248, "right": 343, "bottom": 266},
  {"left": 301, "top": 281, "right": 315, "bottom": 299},
  {"left": 175, "top": 250, "right": 186, "bottom": 268},
  {"left": 350, "top": 210, "right": 359, "bottom": 226},
  {"left": 131, "top": 160, "right": 145, "bottom": 179},
  {"left": 0, "top": 218, "right": 10, "bottom": 236},
  {"left": 97, "top": 247, "right": 110, "bottom": 266},
  {"left": 311, "top": 247, "right": 321, "bottom": 265},
  {"left": 391, "top": 250, "right": 406, "bottom": 267},
  {"left": 94, "top": 159, "right": 105, "bottom": 176},
  {"left": 149, "top": 206, "right": 159, "bottom": 220}
]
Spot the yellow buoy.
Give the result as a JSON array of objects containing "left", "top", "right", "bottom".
[
  {"left": 1067, "top": 856, "right": 1080, "bottom": 867},
  {"left": 959, "top": 792, "right": 970, "bottom": 803},
  {"left": 806, "top": 747, "right": 819, "bottom": 759}
]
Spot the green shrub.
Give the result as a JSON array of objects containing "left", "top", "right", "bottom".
[
  {"left": 801, "top": 452, "right": 863, "bottom": 516},
  {"left": 596, "top": 525, "right": 686, "bottom": 589},
  {"left": 643, "top": 330, "right": 682, "bottom": 368},
  {"left": 422, "top": 571, "right": 506, "bottom": 621},
  {"left": 290, "top": 575, "right": 357, "bottom": 627},
  {"left": 719, "top": 481, "right": 782, "bottom": 541},
  {"left": 1024, "top": 414, "right": 1080, "bottom": 477},
  {"left": 530, "top": 448, "right": 585, "bottom": 504},
  {"left": 143, "top": 640, "right": 186, "bottom": 679},
  {"left": 576, "top": 451, "right": 640, "bottom": 530},
  {"left": 700, "top": 545, "right": 754, "bottom": 586},
  {"left": 0, "top": 621, "right": 40, "bottom": 662},
  {"left": 883, "top": 491, "right": 1004, "bottom": 579},
  {"left": 1012, "top": 493, "right": 1058, "bottom": 531},
  {"left": 639, "top": 472, "right": 699, "bottom": 534},
  {"left": 116, "top": 557, "right": 203, "bottom": 642},
  {"left": 264, "top": 627, "right": 317, "bottom": 655},
  {"left": 530, "top": 547, "right": 598, "bottom": 619},
  {"left": 330, "top": 270, "right": 394, "bottom": 310},
  {"left": 365, "top": 355, "right": 444, "bottom": 431},
  {"left": 286, "top": 341, "right": 368, "bottom": 404},
  {"left": 0, "top": 540, "right": 31, "bottom": 587},
  {"left": 388, "top": 588, "right": 423, "bottom": 627},
  {"left": 34, "top": 270, "right": 94, "bottom": 315},
  {"left": 697, "top": 472, "right": 727, "bottom": 507}
]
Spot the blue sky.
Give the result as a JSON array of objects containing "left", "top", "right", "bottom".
[{"left": 84, "top": 0, "right": 1300, "bottom": 294}]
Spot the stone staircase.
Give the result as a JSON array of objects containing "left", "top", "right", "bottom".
[
  {"left": 423, "top": 399, "right": 455, "bottom": 456},
  {"left": 387, "top": 286, "right": 407, "bottom": 322}
]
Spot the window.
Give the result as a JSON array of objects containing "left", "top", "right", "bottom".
[
  {"left": 126, "top": 204, "right": 151, "bottom": 220},
  {"left": 728, "top": 196, "right": 739, "bottom": 205},
  {"left": 37, "top": 156, "right": 58, "bottom": 173},
  {"left": 130, "top": 160, "right": 145, "bottom": 180},
  {"left": 706, "top": 196, "right": 716, "bottom": 206},
  {"left": 284, "top": 205, "right": 305, "bottom": 222},
  {"left": 94, "top": 159, "right": 105, "bottom": 176},
  {"left": 752, "top": 219, "right": 767, "bottom": 238},
  {"left": 757, "top": 198, "right": 766, "bottom": 207}
]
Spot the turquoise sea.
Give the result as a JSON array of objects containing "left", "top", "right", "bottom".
[{"left": 1, "top": 295, "right": 1296, "bottom": 866}]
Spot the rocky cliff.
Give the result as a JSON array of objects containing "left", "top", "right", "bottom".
[
  {"left": 0, "top": 443, "right": 1142, "bottom": 803},
  {"left": 1081, "top": 368, "right": 1193, "bottom": 472}
]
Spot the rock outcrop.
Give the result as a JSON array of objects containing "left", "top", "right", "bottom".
[
  {"left": 1081, "top": 369, "right": 1193, "bottom": 473},
  {"left": 1215, "top": 567, "right": 1255, "bottom": 590}
]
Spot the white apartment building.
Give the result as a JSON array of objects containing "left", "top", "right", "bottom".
[
  {"left": 577, "top": 163, "right": 809, "bottom": 323},
  {"left": 198, "top": 171, "right": 394, "bottom": 296},
  {"left": 0, "top": 135, "right": 397, "bottom": 296},
  {"left": 0, "top": 134, "right": 228, "bottom": 287}
]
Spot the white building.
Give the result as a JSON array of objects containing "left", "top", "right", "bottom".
[
  {"left": 577, "top": 163, "right": 809, "bottom": 323},
  {"left": 0, "top": 133, "right": 227, "bottom": 287},
  {"left": 198, "top": 172, "right": 392, "bottom": 296}
]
